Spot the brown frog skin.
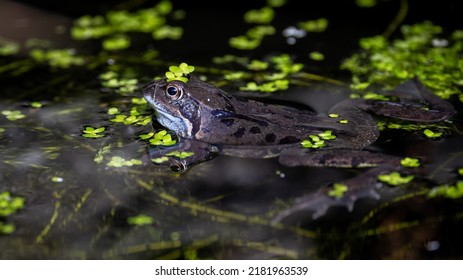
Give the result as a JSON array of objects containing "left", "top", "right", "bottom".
[
  {"left": 143, "top": 75, "right": 453, "bottom": 158},
  {"left": 143, "top": 75, "right": 455, "bottom": 220}
]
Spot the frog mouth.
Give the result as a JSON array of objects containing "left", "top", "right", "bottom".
[{"left": 143, "top": 89, "right": 190, "bottom": 136}]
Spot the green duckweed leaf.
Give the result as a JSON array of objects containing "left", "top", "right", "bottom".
[
  {"left": 400, "top": 157, "right": 421, "bottom": 168},
  {"left": 378, "top": 172, "right": 414, "bottom": 186}
]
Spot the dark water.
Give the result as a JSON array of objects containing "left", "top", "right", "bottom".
[{"left": 1, "top": 0, "right": 463, "bottom": 259}]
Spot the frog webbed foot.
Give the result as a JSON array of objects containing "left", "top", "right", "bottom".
[
  {"left": 147, "top": 138, "right": 218, "bottom": 172},
  {"left": 272, "top": 156, "right": 416, "bottom": 223},
  {"left": 272, "top": 166, "right": 386, "bottom": 223}
]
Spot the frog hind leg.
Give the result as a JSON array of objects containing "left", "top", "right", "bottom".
[
  {"left": 275, "top": 149, "right": 404, "bottom": 222},
  {"left": 272, "top": 162, "right": 409, "bottom": 223},
  {"left": 360, "top": 76, "right": 455, "bottom": 123}
]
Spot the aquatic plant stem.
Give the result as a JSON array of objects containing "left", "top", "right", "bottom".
[{"left": 382, "top": 0, "right": 409, "bottom": 39}]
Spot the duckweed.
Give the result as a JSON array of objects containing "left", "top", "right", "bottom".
[
  {"left": 423, "top": 129, "right": 443, "bottom": 139},
  {"left": 29, "top": 48, "right": 85, "bottom": 68},
  {"left": 309, "top": 51, "right": 325, "bottom": 61},
  {"left": 0, "top": 222, "right": 15, "bottom": 234},
  {"left": 165, "top": 151, "right": 194, "bottom": 159},
  {"left": 428, "top": 181, "right": 463, "bottom": 199},
  {"left": 71, "top": 0, "right": 182, "bottom": 50},
  {"left": 151, "top": 157, "right": 169, "bottom": 164},
  {"left": 99, "top": 71, "right": 139, "bottom": 94},
  {"left": 127, "top": 214, "right": 154, "bottom": 226},
  {"left": 341, "top": 22, "right": 463, "bottom": 100},
  {"left": 0, "top": 40, "right": 19, "bottom": 56},
  {"left": 244, "top": 7, "right": 275, "bottom": 24},
  {"left": 165, "top": 62, "right": 195, "bottom": 82},
  {"left": 301, "top": 131, "right": 336, "bottom": 149},
  {"left": 152, "top": 25, "right": 183, "bottom": 40},
  {"left": 81, "top": 126, "right": 106, "bottom": 139},
  {"left": 107, "top": 156, "right": 142, "bottom": 167},
  {"left": 400, "top": 157, "right": 421, "bottom": 168},
  {"left": 267, "top": 0, "right": 287, "bottom": 7},
  {"left": 30, "top": 101, "right": 43, "bottom": 108},
  {"left": 107, "top": 107, "right": 119, "bottom": 115},
  {"left": 297, "top": 18, "right": 328, "bottom": 32},
  {"left": 247, "top": 60, "right": 269, "bottom": 71},
  {"left": 378, "top": 172, "right": 414, "bottom": 185},
  {"left": 328, "top": 183, "right": 348, "bottom": 198},
  {"left": 2, "top": 110, "right": 25, "bottom": 121},
  {"left": 356, "top": 0, "right": 377, "bottom": 7},
  {"left": 102, "top": 34, "right": 131, "bottom": 51},
  {"left": 147, "top": 130, "right": 177, "bottom": 146},
  {"left": 110, "top": 114, "right": 151, "bottom": 126},
  {"left": 0, "top": 192, "right": 25, "bottom": 216}
]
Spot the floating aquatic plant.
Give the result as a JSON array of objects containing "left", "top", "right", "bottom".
[
  {"left": 342, "top": 22, "right": 463, "bottom": 100},
  {"left": 428, "top": 181, "right": 463, "bottom": 199},
  {"left": 107, "top": 156, "right": 142, "bottom": 167},
  {"left": 71, "top": 0, "right": 183, "bottom": 50},
  {"left": 423, "top": 129, "right": 443, "bottom": 139},
  {"left": 140, "top": 130, "right": 177, "bottom": 146},
  {"left": 400, "top": 157, "right": 421, "bottom": 168},
  {"left": 378, "top": 172, "right": 414, "bottom": 185},
  {"left": 1, "top": 110, "right": 25, "bottom": 121},
  {"left": 165, "top": 62, "right": 195, "bottom": 82},
  {"left": 0, "top": 192, "right": 25, "bottom": 217},
  {"left": 298, "top": 18, "right": 328, "bottom": 32},
  {"left": 165, "top": 151, "right": 194, "bottom": 159},
  {"left": 0, "top": 40, "right": 19, "bottom": 56},
  {"left": 328, "top": 183, "right": 348, "bottom": 198},
  {"left": 81, "top": 126, "right": 106, "bottom": 138},
  {"left": 301, "top": 130, "right": 336, "bottom": 149},
  {"left": 127, "top": 214, "right": 154, "bottom": 226}
]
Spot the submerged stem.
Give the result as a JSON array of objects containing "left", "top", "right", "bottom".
[{"left": 382, "top": 0, "right": 409, "bottom": 39}]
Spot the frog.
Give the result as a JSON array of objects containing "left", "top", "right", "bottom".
[{"left": 143, "top": 75, "right": 455, "bottom": 221}]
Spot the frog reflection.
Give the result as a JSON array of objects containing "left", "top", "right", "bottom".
[{"left": 144, "top": 75, "right": 455, "bottom": 220}]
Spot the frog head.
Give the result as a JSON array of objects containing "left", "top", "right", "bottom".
[{"left": 143, "top": 75, "right": 231, "bottom": 139}]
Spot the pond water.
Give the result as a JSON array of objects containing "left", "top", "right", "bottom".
[{"left": 1, "top": 0, "right": 463, "bottom": 259}]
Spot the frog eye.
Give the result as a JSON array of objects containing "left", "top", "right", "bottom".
[
  {"left": 165, "top": 84, "right": 183, "bottom": 100},
  {"left": 170, "top": 160, "right": 187, "bottom": 173}
]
